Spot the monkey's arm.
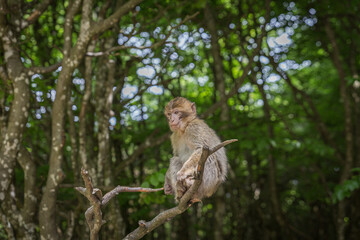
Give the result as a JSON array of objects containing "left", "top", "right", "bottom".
[
  {"left": 164, "top": 174, "right": 173, "bottom": 195},
  {"left": 176, "top": 121, "right": 207, "bottom": 181},
  {"left": 164, "top": 156, "right": 183, "bottom": 195},
  {"left": 176, "top": 148, "right": 202, "bottom": 181}
]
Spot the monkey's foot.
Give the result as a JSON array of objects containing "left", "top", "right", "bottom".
[
  {"left": 188, "top": 198, "right": 202, "bottom": 206},
  {"left": 164, "top": 183, "right": 173, "bottom": 195}
]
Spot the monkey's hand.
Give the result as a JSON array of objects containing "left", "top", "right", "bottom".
[
  {"left": 176, "top": 148, "right": 201, "bottom": 182},
  {"left": 164, "top": 183, "right": 173, "bottom": 195},
  {"left": 176, "top": 165, "right": 197, "bottom": 182},
  {"left": 176, "top": 174, "right": 195, "bottom": 201}
]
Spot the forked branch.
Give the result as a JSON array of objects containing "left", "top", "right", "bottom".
[
  {"left": 76, "top": 139, "right": 237, "bottom": 240},
  {"left": 123, "top": 139, "right": 238, "bottom": 240},
  {"left": 75, "top": 169, "right": 163, "bottom": 240}
]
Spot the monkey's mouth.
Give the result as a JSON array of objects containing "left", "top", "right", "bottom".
[{"left": 170, "top": 123, "right": 179, "bottom": 128}]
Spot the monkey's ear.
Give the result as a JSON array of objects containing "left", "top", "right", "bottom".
[{"left": 191, "top": 102, "right": 196, "bottom": 114}]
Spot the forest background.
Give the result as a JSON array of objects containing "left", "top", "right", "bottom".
[{"left": 0, "top": 0, "right": 360, "bottom": 239}]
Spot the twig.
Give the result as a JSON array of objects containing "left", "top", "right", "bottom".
[
  {"left": 86, "top": 11, "right": 199, "bottom": 57},
  {"left": 21, "top": 0, "right": 53, "bottom": 29},
  {"left": 78, "top": 168, "right": 103, "bottom": 240},
  {"left": 75, "top": 168, "right": 164, "bottom": 240},
  {"left": 26, "top": 62, "right": 62, "bottom": 75}
]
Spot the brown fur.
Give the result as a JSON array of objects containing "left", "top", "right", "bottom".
[{"left": 164, "top": 97, "right": 228, "bottom": 201}]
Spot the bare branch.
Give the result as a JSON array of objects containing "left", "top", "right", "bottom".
[
  {"left": 116, "top": 131, "right": 171, "bottom": 171},
  {"left": 78, "top": 168, "right": 103, "bottom": 240},
  {"left": 201, "top": 10, "right": 268, "bottom": 119},
  {"left": 22, "top": 0, "right": 53, "bottom": 29},
  {"left": 76, "top": 168, "right": 164, "bottom": 240},
  {"left": 26, "top": 62, "right": 62, "bottom": 75},
  {"left": 63, "top": 0, "right": 82, "bottom": 57},
  {"left": 86, "top": 41, "right": 175, "bottom": 57},
  {"left": 77, "top": 139, "right": 237, "bottom": 240},
  {"left": 91, "top": 0, "right": 144, "bottom": 37},
  {"left": 87, "top": 11, "right": 199, "bottom": 57},
  {"left": 102, "top": 186, "right": 163, "bottom": 207},
  {"left": 208, "top": 139, "right": 238, "bottom": 156}
]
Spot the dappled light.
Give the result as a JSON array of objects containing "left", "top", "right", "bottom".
[{"left": 0, "top": 0, "right": 359, "bottom": 240}]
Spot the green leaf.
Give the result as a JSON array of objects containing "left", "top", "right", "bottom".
[
  {"left": 150, "top": 175, "right": 159, "bottom": 186},
  {"left": 141, "top": 182, "right": 150, "bottom": 188}
]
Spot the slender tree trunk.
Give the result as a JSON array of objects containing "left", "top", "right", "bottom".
[
  {"left": 204, "top": 4, "right": 230, "bottom": 240},
  {"left": 204, "top": 3, "right": 229, "bottom": 123},
  {"left": 39, "top": 1, "right": 89, "bottom": 238},
  {"left": 17, "top": 147, "right": 37, "bottom": 239},
  {"left": 324, "top": 19, "right": 354, "bottom": 240},
  {"left": 256, "top": 82, "right": 286, "bottom": 229},
  {"left": 79, "top": 41, "right": 97, "bottom": 183},
  {"left": 94, "top": 53, "right": 113, "bottom": 185},
  {"left": 0, "top": 3, "right": 30, "bottom": 200}
]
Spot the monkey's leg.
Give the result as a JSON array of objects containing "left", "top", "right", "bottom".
[
  {"left": 188, "top": 198, "right": 202, "bottom": 206},
  {"left": 175, "top": 180, "right": 187, "bottom": 201},
  {"left": 166, "top": 156, "right": 184, "bottom": 199}
]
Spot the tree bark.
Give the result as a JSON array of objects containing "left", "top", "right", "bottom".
[
  {"left": 0, "top": 2, "right": 30, "bottom": 200},
  {"left": 17, "top": 147, "right": 37, "bottom": 237},
  {"left": 204, "top": 4, "right": 229, "bottom": 240},
  {"left": 38, "top": 1, "right": 144, "bottom": 238},
  {"left": 255, "top": 80, "right": 286, "bottom": 230},
  {"left": 204, "top": 3, "right": 229, "bottom": 123},
  {"left": 38, "top": 1, "right": 90, "bottom": 238},
  {"left": 324, "top": 18, "right": 354, "bottom": 240},
  {"left": 79, "top": 40, "right": 97, "bottom": 182}
]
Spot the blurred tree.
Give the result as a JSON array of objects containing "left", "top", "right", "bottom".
[{"left": 0, "top": 0, "right": 360, "bottom": 239}]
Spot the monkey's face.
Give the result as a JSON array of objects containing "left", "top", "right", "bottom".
[
  {"left": 166, "top": 108, "right": 185, "bottom": 131},
  {"left": 165, "top": 97, "right": 197, "bottom": 132}
]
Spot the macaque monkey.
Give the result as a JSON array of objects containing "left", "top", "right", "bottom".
[{"left": 164, "top": 97, "right": 227, "bottom": 202}]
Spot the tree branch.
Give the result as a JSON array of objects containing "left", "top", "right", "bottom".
[
  {"left": 123, "top": 139, "right": 238, "bottom": 240},
  {"left": 90, "top": 0, "right": 144, "bottom": 37},
  {"left": 87, "top": 11, "right": 199, "bottom": 57},
  {"left": 77, "top": 140, "right": 237, "bottom": 239},
  {"left": 75, "top": 168, "right": 164, "bottom": 240},
  {"left": 201, "top": 0, "right": 269, "bottom": 119},
  {"left": 116, "top": 131, "right": 171, "bottom": 171},
  {"left": 21, "top": 0, "right": 53, "bottom": 29},
  {"left": 27, "top": 62, "right": 62, "bottom": 75}
]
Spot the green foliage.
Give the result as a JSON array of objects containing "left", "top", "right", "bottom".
[
  {"left": 0, "top": 224, "right": 7, "bottom": 239},
  {"left": 141, "top": 169, "right": 166, "bottom": 189},
  {"left": 2, "top": 0, "right": 360, "bottom": 239},
  {"left": 333, "top": 169, "right": 360, "bottom": 203},
  {"left": 139, "top": 169, "right": 167, "bottom": 205}
]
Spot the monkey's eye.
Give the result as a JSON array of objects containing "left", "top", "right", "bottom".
[{"left": 174, "top": 111, "right": 179, "bottom": 115}]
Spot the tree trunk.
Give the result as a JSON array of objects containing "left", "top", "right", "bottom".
[
  {"left": 204, "top": 4, "right": 230, "bottom": 240},
  {"left": 39, "top": 1, "right": 89, "bottom": 238},
  {"left": 324, "top": 19, "right": 353, "bottom": 240},
  {"left": 204, "top": 4, "right": 229, "bottom": 123},
  {"left": 0, "top": 4, "right": 30, "bottom": 200}
]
